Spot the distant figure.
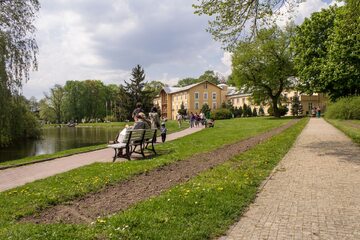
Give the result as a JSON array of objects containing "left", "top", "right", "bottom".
[
  {"left": 149, "top": 106, "right": 161, "bottom": 129},
  {"left": 160, "top": 122, "right": 167, "bottom": 143},
  {"left": 190, "top": 112, "right": 195, "bottom": 128},
  {"left": 311, "top": 107, "right": 316, "bottom": 117},
  {"left": 207, "top": 118, "right": 215, "bottom": 128},
  {"left": 176, "top": 113, "right": 182, "bottom": 128},
  {"left": 132, "top": 102, "right": 144, "bottom": 119},
  {"left": 316, "top": 107, "right": 321, "bottom": 118}
]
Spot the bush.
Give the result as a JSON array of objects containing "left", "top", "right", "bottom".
[
  {"left": 325, "top": 96, "right": 360, "bottom": 119},
  {"left": 211, "top": 108, "right": 232, "bottom": 120},
  {"left": 267, "top": 105, "right": 288, "bottom": 117}
]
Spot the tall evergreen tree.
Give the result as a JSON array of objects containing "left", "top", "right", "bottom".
[{"left": 123, "top": 65, "right": 153, "bottom": 120}]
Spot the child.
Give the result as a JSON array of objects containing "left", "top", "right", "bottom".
[{"left": 160, "top": 122, "right": 167, "bottom": 143}]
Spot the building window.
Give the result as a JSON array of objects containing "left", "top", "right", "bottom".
[
  {"left": 308, "top": 102, "right": 313, "bottom": 111},
  {"left": 237, "top": 98, "right": 240, "bottom": 104},
  {"left": 212, "top": 102, "right": 217, "bottom": 109},
  {"left": 195, "top": 102, "right": 199, "bottom": 110},
  {"left": 242, "top": 98, "right": 245, "bottom": 104},
  {"left": 195, "top": 92, "right": 199, "bottom": 100},
  {"left": 212, "top": 92, "right": 217, "bottom": 100},
  {"left": 204, "top": 92, "right": 208, "bottom": 100}
]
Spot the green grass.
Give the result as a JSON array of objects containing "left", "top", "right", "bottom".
[
  {"left": 326, "top": 119, "right": 360, "bottom": 145},
  {"left": 0, "top": 120, "right": 189, "bottom": 168},
  {"left": 0, "top": 117, "right": 298, "bottom": 239}
]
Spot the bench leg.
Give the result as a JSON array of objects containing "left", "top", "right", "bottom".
[
  {"left": 151, "top": 142, "right": 157, "bottom": 155},
  {"left": 125, "top": 145, "right": 131, "bottom": 160},
  {"left": 112, "top": 149, "right": 117, "bottom": 162}
]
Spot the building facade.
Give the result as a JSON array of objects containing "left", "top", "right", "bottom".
[{"left": 154, "top": 81, "right": 327, "bottom": 119}]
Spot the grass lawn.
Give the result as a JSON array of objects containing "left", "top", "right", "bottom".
[
  {"left": 326, "top": 119, "right": 360, "bottom": 145},
  {"left": 0, "top": 117, "right": 305, "bottom": 239},
  {"left": 0, "top": 120, "right": 189, "bottom": 168}
]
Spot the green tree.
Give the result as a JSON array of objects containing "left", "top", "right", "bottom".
[
  {"left": 198, "top": 70, "right": 220, "bottom": 85},
  {"left": 201, "top": 103, "right": 211, "bottom": 118},
  {"left": 39, "top": 98, "right": 56, "bottom": 123},
  {"left": 178, "top": 102, "right": 187, "bottom": 116},
  {"left": 252, "top": 107, "right": 258, "bottom": 117},
  {"left": 193, "top": 0, "right": 300, "bottom": 48},
  {"left": 231, "top": 26, "right": 295, "bottom": 117},
  {"left": 63, "top": 80, "right": 84, "bottom": 122},
  {"left": 0, "top": 0, "right": 40, "bottom": 90},
  {"left": 291, "top": 7, "right": 337, "bottom": 96},
  {"left": 0, "top": 0, "right": 40, "bottom": 145},
  {"left": 144, "top": 80, "right": 165, "bottom": 98},
  {"left": 44, "top": 85, "right": 65, "bottom": 124},
  {"left": 291, "top": 94, "right": 301, "bottom": 116},
  {"left": 292, "top": 2, "right": 360, "bottom": 101},
  {"left": 175, "top": 77, "right": 198, "bottom": 87},
  {"left": 259, "top": 106, "right": 265, "bottom": 116},
  {"left": 123, "top": 65, "right": 153, "bottom": 119},
  {"left": 321, "top": 5, "right": 360, "bottom": 100}
]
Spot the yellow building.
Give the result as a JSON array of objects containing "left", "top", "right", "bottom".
[
  {"left": 154, "top": 82, "right": 328, "bottom": 119},
  {"left": 155, "top": 81, "right": 226, "bottom": 120}
]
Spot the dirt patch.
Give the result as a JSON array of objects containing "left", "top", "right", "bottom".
[{"left": 22, "top": 119, "right": 299, "bottom": 224}]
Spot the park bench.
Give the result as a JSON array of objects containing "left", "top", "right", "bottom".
[{"left": 108, "top": 128, "right": 157, "bottom": 161}]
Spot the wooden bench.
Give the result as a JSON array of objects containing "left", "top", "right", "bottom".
[{"left": 108, "top": 128, "right": 157, "bottom": 161}]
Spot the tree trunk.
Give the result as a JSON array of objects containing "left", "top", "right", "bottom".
[{"left": 271, "top": 97, "right": 281, "bottom": 118}]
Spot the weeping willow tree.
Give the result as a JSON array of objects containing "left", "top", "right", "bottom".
[{"left": 0, "top": 0, "right": 41, "bottom": 146}]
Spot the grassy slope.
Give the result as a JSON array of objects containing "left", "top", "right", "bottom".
[
  {"left": 0, "top": 120, "right": 189, "bottom": 168},
  {"left": 326, "top": 119, "right": 360, "bottom": 145},
  {"left": 0, "top": 117, "right": 300, "bottom": 239}
]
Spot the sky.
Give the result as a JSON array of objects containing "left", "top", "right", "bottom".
[{"left": 22, "top": 0, "right": 338, "bottom": 99}]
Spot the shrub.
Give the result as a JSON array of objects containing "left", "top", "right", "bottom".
[
  {"left": 325, "top": 96, "right": 360, "bottom": 119},
  {"left": 267, "top": 105, "right": 288, "bottom": 117},
  {"left": 211, "top": 108, "right": 232, "bottom": 120}
]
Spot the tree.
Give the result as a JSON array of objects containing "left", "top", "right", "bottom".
[
  {"left": 123, "top": 65, "right": 153, "bottom": 120},
  {"left": 198, "top": 70, "right": 220, "bottom": 85},
  {"left": 0, "top": 0, "right": 40, "bottom": 91},
  {"left": 259, "top": 106, "right": 265, "bottom": 116},
  {"left": 175, "top": 78, "right": 198, "bottom": 87},
  {"left": 144, "top": 80, "right": 165, "bottom": 98},
  {"left": 320, "top": 4, "right": 360, "bottom": 100},
  {"left": 193, "top": 0, "right": 300, "bottom": 48},
  {"left": 292, "top": 3, "right": 360, "bottom": 101},
  {"left": 252, "top": 107, "right": 258, "bottom": 117},
  {"left": 234, "top": 106, "right": 243, "bottom": 118},
  {"left": 246, "top": 106, "right": 253, "bottom": 117},
  {"left": 231, "top": 26, "right": 295, "bottom": 117},
  {"left": 291, "top": 7, "right": 337, "bottom": 96},
  {"left": 0, "top": 0, "right": 40, "bottom": 145},
  {"left": 201, "top": 103, "right": 211, "bottom": 118},
  {"left": 291, "top": 94, "right": 301, "bottom": 116},
  {"left": 178, "top": 102, "right": 187, "bottom": 116},
  {"left": 44, "top": 85, "right": 65, "bottom": 124}
]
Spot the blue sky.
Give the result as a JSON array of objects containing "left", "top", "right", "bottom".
[{"left": 23, "top": 0, "right": 339, "bottom": 99}]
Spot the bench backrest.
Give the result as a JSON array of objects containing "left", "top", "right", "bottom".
[
  {"left": 144, "top": 128, "right": 157, "bottom": 142},
  {"left": 123, "top": 129, "right": 145, "bottom": 144}
]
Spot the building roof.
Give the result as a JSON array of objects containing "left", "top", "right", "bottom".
[{"left": 162, "top": 81, "right": 222, "bottom": 94}]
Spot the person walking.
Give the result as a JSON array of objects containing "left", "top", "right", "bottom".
[
  {"left": 317, "top": 107, "right": 321, "bottom": 118},
  {"left": 149, "top": 106, "right": 161, "bottom": 130},
  {"left": 190, "top": 112, "right": 195, "bottom": 128},
  {"left": 176, "top": 113, "right": 182, "bottom": 128},
  {"left": 160, "top": 122, "right": 167, "bottom": 143}
]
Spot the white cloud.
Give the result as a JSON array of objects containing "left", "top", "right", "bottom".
[{"left": 23, "top": 0, "right": 339, "bottom": 98}]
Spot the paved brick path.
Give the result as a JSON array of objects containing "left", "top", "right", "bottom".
[
  {"left": 221, "top": 118, "right": 360, "bottom": 240},
  {"left": 0, "top": 126, "right": 204, "bottom": 192}
]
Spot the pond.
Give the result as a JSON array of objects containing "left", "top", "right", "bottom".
[{"left": 0, "top": 127, "right": 120, "bottom": 163}]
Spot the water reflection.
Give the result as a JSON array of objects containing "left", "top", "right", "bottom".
[{"left": 0, "top": 127, "right": 119, "bottom": 162}]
